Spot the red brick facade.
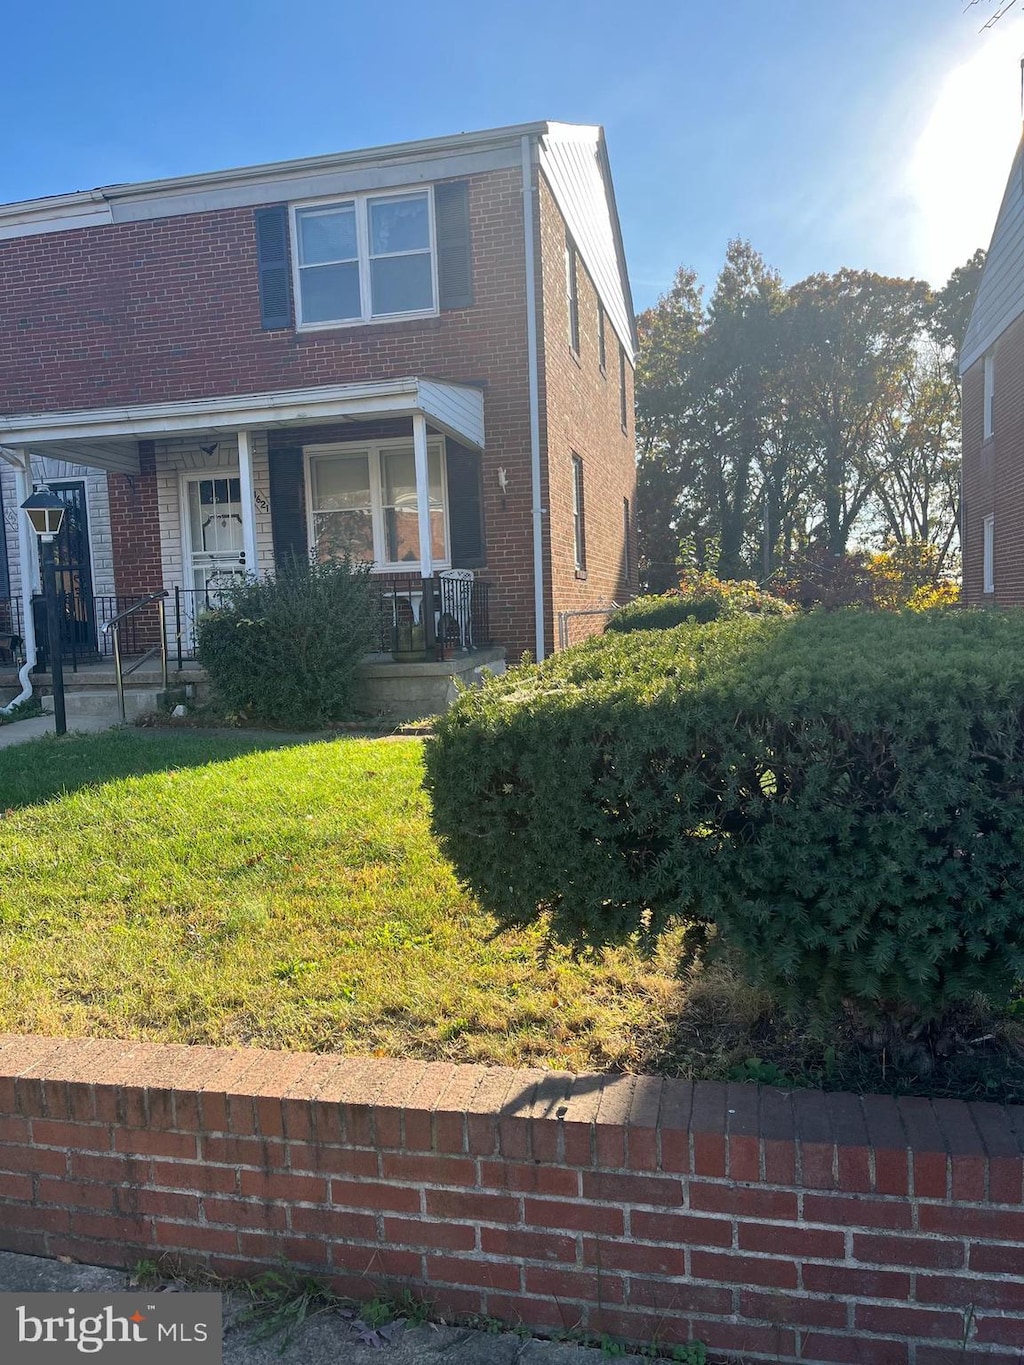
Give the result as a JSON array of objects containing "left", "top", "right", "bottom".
[
  {"left": 0, "top": 147, "right": 636, "bottom": 659},
  {"left": 537, "top": 173, "right": 637, "bottom": 646},
  {"left": 962, "top": 311, "right": 1024, "bottom": 606},
  {"left": 2, "top": 1036, "right": 1023, "bottom": 1364}
]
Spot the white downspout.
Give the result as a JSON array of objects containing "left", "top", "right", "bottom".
[
  {"left": 1, "top": 452, "right": 39, "bottom": 711},
  {"left": 521, "top": 134, "right": 546, "bottom": 662}
]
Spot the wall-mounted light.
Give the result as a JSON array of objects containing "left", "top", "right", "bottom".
[{"left": 21, "top": 487, "right": 67, "bottom": 540}]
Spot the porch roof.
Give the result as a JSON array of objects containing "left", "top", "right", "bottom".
[{"left": 0, "top": 377, "right": 485, "bottom": 474}]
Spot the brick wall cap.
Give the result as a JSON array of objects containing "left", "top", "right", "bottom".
[{"left": 1, "top": 1037, "right": 1023, "bottom": 1154}]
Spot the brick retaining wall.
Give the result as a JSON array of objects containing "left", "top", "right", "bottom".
[{"left": 0, "top": 1036, "right": 1022, "bottom": 1363}]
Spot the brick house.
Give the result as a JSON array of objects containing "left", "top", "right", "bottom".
[
  {"left": 961, "top": 134, "right": 1024, "bottom": 603},
  {"left": 0, "top": 121, "right": 637, "bottom": 703}
]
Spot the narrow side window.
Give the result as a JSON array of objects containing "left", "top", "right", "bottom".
[
  {"left": 565, "top": 235, "right": 580, "bottom": 354},
  {"left": 572, "top": 454, "right": 586, "bottom": 573}
]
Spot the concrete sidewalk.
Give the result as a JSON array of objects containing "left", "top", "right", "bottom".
[
  {"left": 0, "top": 1251, "right": 628, "bottom": 1364},
  {"left": 0, "top": 715, "right": 120, "bottom": 748}
]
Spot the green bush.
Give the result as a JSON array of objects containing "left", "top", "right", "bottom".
[
  {"left": 425, "top": 610, "right": 1024, "bottom": 1017},
  {"left": 606, "top": 573, "right": 791, "bottom": 634},
  {"left": 605, "top": 593, "right": 721, "bottom": 632},
  {"left": 197, "top": 557, "right": 377, "bottom": 727}
]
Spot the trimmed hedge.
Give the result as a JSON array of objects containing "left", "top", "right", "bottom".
[
  {"left": 197, "top": 556, "right": 377, "bottom": 727},
  {"left": 425, "top": 610, "right": 1024, "bottom": 1015},
  {"left": 606, "top": 576, "right": 791, "bottom": 634}
]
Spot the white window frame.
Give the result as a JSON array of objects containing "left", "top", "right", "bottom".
[
  {"left": 303, "top": 436, "right": 450, "bottom": 572},
  {"left": 291, "top": 186, "right": 439, "bottom": 331},
  {"left": 571, "top": 453, "right": 586, "bottom": 573},
  {"left": 984, "top": 351, "right": 995, "bottom": 440},
  {"left": 983, "top": 513, "right": 995, "bottom": 594},
  {"left": 565, "top": 235, "right": 580, "bottom": 354}
]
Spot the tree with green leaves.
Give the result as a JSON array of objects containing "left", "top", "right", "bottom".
[
  {"left": 634, "top": 267, "right": 703, "bottom": 591},
  {"left": 635, "top": 248, "right": 981, "bottom": 587},
  {"left": 786, "top": 269, "right": 930, "bottom": 558}
]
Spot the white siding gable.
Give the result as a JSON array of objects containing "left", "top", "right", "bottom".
[
  {"left": 538, "top": 125, "right": 637, "bottom": 361},
  {"left": 961, "top": 134, "right": 1024, "bottom": 374}
]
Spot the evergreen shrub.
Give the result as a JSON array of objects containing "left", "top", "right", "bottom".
[
  {"left": 197, "top": 556, "right": 377, "bottom": 726},
  {"left": 425, "top": 610, "right": 1024, "bottom": 1016},
  {"left": 606, "top": 573, "right": 791, "bottom": 634}
]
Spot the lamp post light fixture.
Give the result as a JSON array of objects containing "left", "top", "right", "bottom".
[{"left": 20, "top": 488, "right": 67, "bottom": 736}]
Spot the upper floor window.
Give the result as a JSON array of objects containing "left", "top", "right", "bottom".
[
  {"left": 572, "top": 453, "right": 586, "bottom": 573},
  {"left": 565, "top": 235, "right": 580, "bottom": 354},
  {"left": 619, "top": 345, "right": 629, "bottom": 430},
  {"left": 598, "top": 302, "right": 607, "bottom": 374},
  {"left": 293, "top": 190, "right": 436, "bottom": 328},
  {"left": 984, "top": 350, "right": 995, "bottom": 440}
]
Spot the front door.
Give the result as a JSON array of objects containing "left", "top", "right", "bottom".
[
  {"left": 44, "top": 482, "right": 97, "bottom": 658},
  {"left": 184, "top": 475, "right": 247, "bottom": 599}
]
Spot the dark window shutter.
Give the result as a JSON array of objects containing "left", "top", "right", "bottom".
[
  {"left": 268, "top": 447, "right": 307, "bottom": 566},
  {"left": 255, "top": 206, "right": 292, "bottom": 329},
  {"left": 435, "top": 182, "right": 473, "bottom": 311},
  {"left": 445, "top": 441, "right": 485, "bottom": 568}
]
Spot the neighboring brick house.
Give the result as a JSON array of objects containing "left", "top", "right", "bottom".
[
  {"left": 0, "top": 122, "right": 637, "bottom": 682},
  {"left": 961, "top": 134, "right": 1024, "bottom": 603}
]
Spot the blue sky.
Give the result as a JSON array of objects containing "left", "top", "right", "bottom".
[{"left": 3, "top": 1, "right": 1022, "bottom": 309}]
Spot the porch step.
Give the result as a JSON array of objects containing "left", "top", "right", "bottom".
[{"left": 41, "top": 688, "right": 167, "bottom": 722}]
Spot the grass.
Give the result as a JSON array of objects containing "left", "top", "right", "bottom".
[
  {"left": 2, "top": 728, "right": 1021, "bottom": 1100},
  {"left": 0, "top": 730, "right": 684, "bottom": 1070}
]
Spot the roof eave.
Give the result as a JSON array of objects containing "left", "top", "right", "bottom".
[{"left": 0, "top": 122, "right": 554, "bottom": 226}]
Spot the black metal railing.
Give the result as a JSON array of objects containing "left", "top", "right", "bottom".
[
  {"left": 371, "top": 572, "right": 493, "bottom": 660},
  {"left": 0, "top": 597, "right": 25, "bottom": 666},
  {"left": 34, "top": 593, "right": 169, "bottom": 672},
  {"left": 170, "top": 573, "right": 493, "bottom": 668},
  {"left": 5, "top": 575, "right": 495, "bottom": 673}
]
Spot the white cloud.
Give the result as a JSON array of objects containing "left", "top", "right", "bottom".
[{"left": 907, "top": 20, "right": 1024, "bottom": 283}]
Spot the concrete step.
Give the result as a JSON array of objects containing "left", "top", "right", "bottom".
[{"left": 41, "top": 688, "right": 165, "bottom": 721}]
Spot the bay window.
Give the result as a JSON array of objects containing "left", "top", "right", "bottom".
[
  {"left": 307, "top": 440, "right": 448, "bottom": 569},
  {"left": 293, "top": 189, "right": 436, "bottom": 327}
]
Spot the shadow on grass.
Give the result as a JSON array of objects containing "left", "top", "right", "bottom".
[{"left": 0, "top": 726, "right": 336, "bottom": 810}]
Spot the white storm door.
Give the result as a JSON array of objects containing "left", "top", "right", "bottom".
[{"left": 184, "top": 475, "right": 247, "bottom": 598}]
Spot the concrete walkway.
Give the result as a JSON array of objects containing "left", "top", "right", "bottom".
[
  {"left": 0, "top": 714, "right": 120, "bottom": 747},
  {"left": 0, "top": 1251, "right": 629, "bottom": 1364}
]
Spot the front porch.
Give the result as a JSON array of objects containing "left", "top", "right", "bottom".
[
  {"left": 0, "top": 571, "right": 502, "bottom": 722},
  {"left": 1, "top": 377, "right": 503, "bottom": 717},
  {"left": 1, "top": 643, "right": 506, "bottom": 724}
]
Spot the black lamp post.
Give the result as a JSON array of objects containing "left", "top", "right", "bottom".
[{"left": 20, "top": 489, "right": 68, "bottom": 736}]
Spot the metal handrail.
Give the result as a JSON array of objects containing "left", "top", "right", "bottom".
[
  {"left": 101, "top": 591, "right": 169, "bottom": 724},
  {"left": 101, "top": 590, "right": 168, "bottom": 633}
]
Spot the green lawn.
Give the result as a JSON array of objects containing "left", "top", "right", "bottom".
[{"left": 0, "top": 730, "right": 684, "bottom": 1070}]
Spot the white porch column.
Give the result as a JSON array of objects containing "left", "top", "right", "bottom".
[
  {"left": 412, "top": 411, "right": 434, "bottom": 579},
  {"left": 237, "top": 429, "right": 259, "bottom": 576},
  {"left": 13, "top": 451, "right": 39, "bottom": 670}
]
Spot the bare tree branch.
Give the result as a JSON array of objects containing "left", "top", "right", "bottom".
[{"left": 965, "top": 0, "right": 1020, "bottom": 31}]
